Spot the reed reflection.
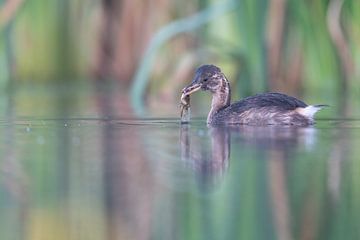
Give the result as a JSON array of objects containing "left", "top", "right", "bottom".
[
  {"left": 181, "top": 124, "right": 318, "bottom": 239},
  {"left": 231, "top": 126, "right": 318, "bottom": 240}
]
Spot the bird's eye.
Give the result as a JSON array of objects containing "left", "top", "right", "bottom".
[{"left": 203, "top": 78, "right": 208, "bottom": 82}]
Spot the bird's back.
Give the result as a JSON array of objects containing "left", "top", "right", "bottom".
[
  {"left": 211, "top": 93, "right": 313, "bottom": 126},
  {"left": 230, "top": 92, "right": 307, "bottom": 112}
]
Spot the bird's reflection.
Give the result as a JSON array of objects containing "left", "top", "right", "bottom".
[
  {"left": 180, "top": 125, "right": 230, "bottom": 190},
  {"left": 230, "top": 125, "right": 317, "bottom": 150},
  {"left": 180, "top": 124, "right": 318, "bottom": 190}
]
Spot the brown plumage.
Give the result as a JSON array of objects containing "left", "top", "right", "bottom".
[{"left": 181, "top": 65, "right": 327, "bottom": 126}]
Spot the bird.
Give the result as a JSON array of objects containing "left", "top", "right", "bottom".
[{"left": 181, "top": 65, "right": 327, "bottom": 126}]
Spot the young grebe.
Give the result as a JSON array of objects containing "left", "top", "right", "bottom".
[{"left": 181, "top": 65, "right": 326, "bottom": 126}]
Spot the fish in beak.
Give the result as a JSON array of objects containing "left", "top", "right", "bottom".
[
  {"left": 180, "top": 81, "right": 201, "bottom": 123},
  {"left": 181, "top": 82, "right": 202, "bottom": 100}
]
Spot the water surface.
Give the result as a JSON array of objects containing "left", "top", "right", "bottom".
[{"left": 1, "top": 115, "right": 360, "bottom": 240}]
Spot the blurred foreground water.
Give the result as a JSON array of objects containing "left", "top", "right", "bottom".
[{"left": 1, "top": 84, "right": 360, "bottom": 240}]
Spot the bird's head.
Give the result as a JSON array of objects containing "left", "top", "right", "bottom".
[{"left": 182, "top": 65, "right": 226, "bottom": 96}]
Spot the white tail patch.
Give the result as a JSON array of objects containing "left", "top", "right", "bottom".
[{"left": 296, "top": 105, "right": 327, "bottom": 118}]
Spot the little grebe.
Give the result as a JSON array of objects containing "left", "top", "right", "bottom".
[{"left": 181, "top": 65, "right": 327, "bottom": 126}]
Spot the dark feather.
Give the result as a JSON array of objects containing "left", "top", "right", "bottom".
[
  {"left": 227, "top": 92, "right": 307, "bottom": 113},
  {"left": 212, "top": 93, "right": 310, "bottom": 125}
]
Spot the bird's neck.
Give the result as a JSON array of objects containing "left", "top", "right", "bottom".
[{"left": 207, "top": 77, "right": 231, "bottom": 123}]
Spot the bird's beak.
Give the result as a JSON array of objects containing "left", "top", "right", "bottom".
[{"left": 181, "top": 82, "right": 202, "bottom": 98}]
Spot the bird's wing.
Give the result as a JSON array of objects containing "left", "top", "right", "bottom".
[{"left": 228, "top": 92, "right": 307, "bottom": 113}]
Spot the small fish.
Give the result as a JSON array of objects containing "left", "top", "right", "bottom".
[{"left": 180, "top": 93, "right": 191, "bottom": 123}]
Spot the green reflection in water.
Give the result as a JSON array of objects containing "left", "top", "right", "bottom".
[{"left": 0, "top": 85, "right": 360, "bottom": 240}]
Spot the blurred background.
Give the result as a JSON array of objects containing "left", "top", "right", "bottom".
[
  {"left": 1, "top": 1, "right": 360, "bottom": 240},
  {"left": 0, "top": 0, "right": 359, "bottom": 117}
]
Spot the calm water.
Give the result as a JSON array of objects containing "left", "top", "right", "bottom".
[{"left": 1, "top": 85, "right": 360, "bottom": 240}]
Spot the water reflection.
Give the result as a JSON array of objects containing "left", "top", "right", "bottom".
[
  {"left": 180, "top": 125, "right": 230, "bottom": 190},
  {"left": 1, "top": 115, "right": 360, "bottom": 240},
  {"left": 177, "top": 125, "right": 328, "bottom": 240},
  {"left": 230, "top": 125, "right": 317, "bottom": 149},
  {"left": 179, "top": 124, "right": 317, "bottom": 190}
]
